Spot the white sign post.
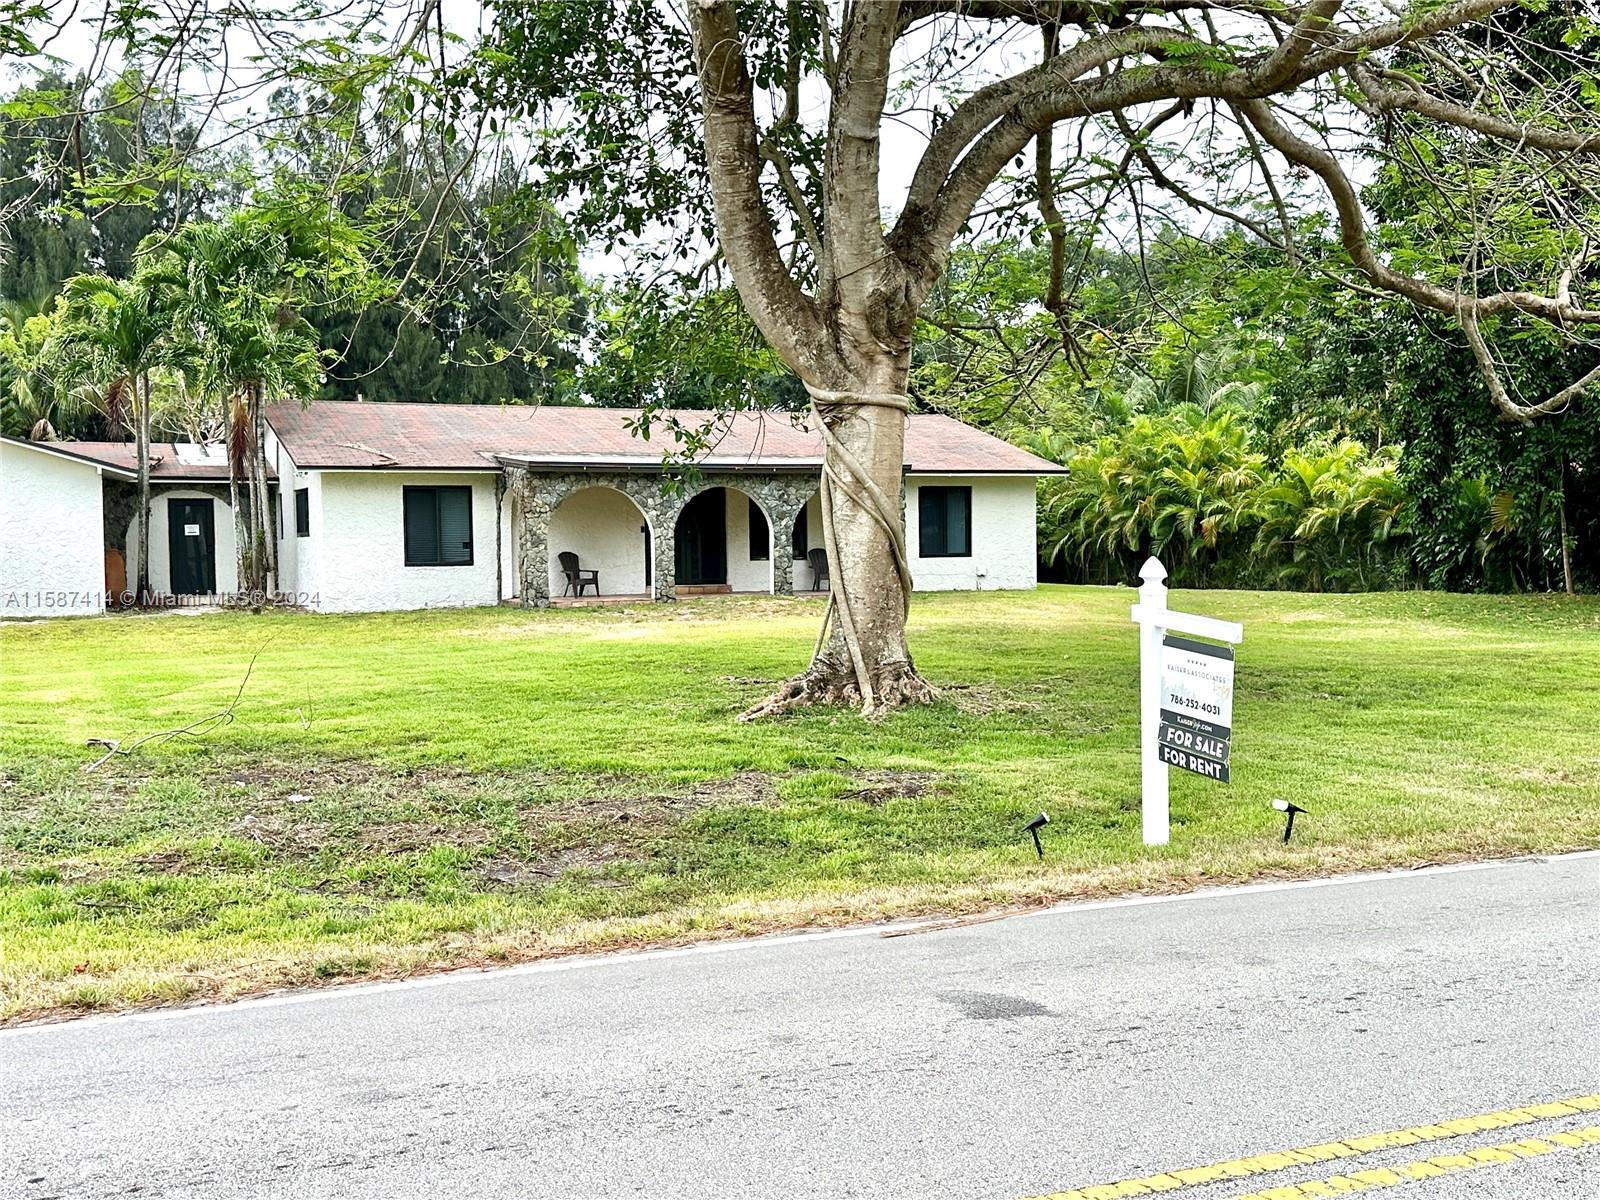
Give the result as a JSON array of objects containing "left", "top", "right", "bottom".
[{"left": 1129, "top": 556, "right": 1243, "bottom": 845}]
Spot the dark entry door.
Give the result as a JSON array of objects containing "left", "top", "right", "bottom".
[
  {"left": 168, "top": 497, "right": 217, "bottom": 595},
  {"left": 674, "top": 488, "right": 726, "bottom": 585}
]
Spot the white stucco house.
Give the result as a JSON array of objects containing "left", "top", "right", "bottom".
[
  {"left": 0, "top": 437, "right": 244, "bottom": 616},
  {"left": 0, "top": 400, "right": 1064, "bottom": 616}
]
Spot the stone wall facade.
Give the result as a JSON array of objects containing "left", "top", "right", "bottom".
[{"left": 506, "top": 467, "right": 821, "bottom": 606}]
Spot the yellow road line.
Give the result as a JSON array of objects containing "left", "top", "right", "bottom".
[
  {"left": 1023, "top": 1094, "right": 1600, "bottom": 1200},
  {"left": 1228, "top": 1125, "right": 1600, "bottom": 1199}
]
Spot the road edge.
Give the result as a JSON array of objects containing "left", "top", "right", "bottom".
[{"left": 7, "top": 848, "right": 1595, "bottom": 1036}]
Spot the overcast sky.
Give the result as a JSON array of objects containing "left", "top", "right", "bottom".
[{"left": 9, "top": 1, "right": 1319, "bottom": 280}]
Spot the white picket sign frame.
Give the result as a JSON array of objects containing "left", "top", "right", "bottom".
[{"left": 1129, "top": 556, "right": 1243, "bottom": 846}]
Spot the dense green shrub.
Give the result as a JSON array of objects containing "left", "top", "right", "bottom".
[{"left": 1039, "top": 407, "right": 1411, "bottom": 591}]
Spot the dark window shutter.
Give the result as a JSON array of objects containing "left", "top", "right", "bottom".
[
  {"left": 295, "top": 488, "right": 310, "bottom": 537},
  {"left": 404, "top": 488, "right": 440, "bottom": 565},
  {"left": 748, "top": 497, "right": 770, "bottom": 561},
  {"left": 947, "top": 488, "right": 971, "bottom": 555},
  {"left": 403, "top": 486, "right": 474, "bottom": 566},
  {"left": 918, "top": 488, "right": 944, "bottom": 557},
  {"left": 438, "top": 488, "right": 473, "bottom": 564}
]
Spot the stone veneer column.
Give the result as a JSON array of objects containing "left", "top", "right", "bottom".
[
  {"left": 613, "top": 476, "right": 679, "bottom": 602},
  {"left": 509, "top": 468, "right": 552, "bottom": 607}
]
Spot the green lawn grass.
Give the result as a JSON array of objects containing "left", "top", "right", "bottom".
[{"left": 3, "top": 586, "right": 1597, "bottom": 1022}]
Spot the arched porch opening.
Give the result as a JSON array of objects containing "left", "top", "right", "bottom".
[
  {"left": 674, "top": 484, "right": 776, "bottom": 594},
  {"left": 547, "top": 486, "right": 654, "bottom": 602},
  {"left": 789, "top": 492, "right": 824, "bottom": 593}
]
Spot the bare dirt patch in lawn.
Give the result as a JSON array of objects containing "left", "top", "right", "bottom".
[
  {"left": 2, "top": 755, "right": 947, "bottom": 893},
  {"left": 837, "top": 770, "right": 938, "bottom": 806},
  {"left": 353, "top": 821, "right": 493, "bottom": 854},
  {"left": 479, "top": 845, "right": 635, "bottom": 888},
  {"left": 216, "top": 758, "right": 496, "bottom": 802},
  {"left": 134, "top": 847, "right": 207, "bottom": 874}
]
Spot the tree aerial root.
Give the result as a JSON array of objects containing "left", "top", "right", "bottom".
[{"left": 739, "top": 659, "right": 938, "bottom": 722}]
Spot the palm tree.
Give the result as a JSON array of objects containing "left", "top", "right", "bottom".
[
  {"left": 1253, "top": 441, "right": 1406, "bottom": 591},
  {"left": 206, "top": 307, "right": 322, "bottom": 594},
  {"left": 157, "top": 216, "right": 325, "bottom": 596},
  {"left": 0, "top": 300, "right": 104, "bottom": 441},
  {"left": 49, "top": 269, "right": 182, "bottom": 603}
]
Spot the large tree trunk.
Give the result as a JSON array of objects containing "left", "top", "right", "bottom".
[
  {"left": 135, "top": 372, "right": 152, "bottom": 605},
  {"left": 228, "top": 392, "right": 248, "bottom": 598},
  {"left": 742, "top": 352, "right": 935, "bottom": 719},
  {"left": 250, "top": 381, "right": 276, "bottom": 596},
  {"left": 694, "top": 1, "right": 935, "bottom": 717}
]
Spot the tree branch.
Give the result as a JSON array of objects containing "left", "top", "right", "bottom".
[
  {"left": 1230, "top": 102, "right": 1299, "bottom": 266},
  {"left": 1248, "top": 0, "right": 1341, "bottom": 96},
  {"left": 1113, "top": 109, "right": 1285, "bottom": 249},
  {"left": 1460, "top": 312, "right": 1600, "bottom": 424},
  {"left": 1240, "top": 98, "right": 1600, "bottom": 422},
  {"left": 690, "top": 0, "right": 835, "bottom": 380},
  {"left": 1348, "top": 62, "right": 1600, "bottom": 155},
  {"left": 1295, "top": 0, "right": 1507, "bottom": 80},
  {"left": 895, "top": 26, "right": 1211, "bottom": 287},
  {"left": 1238, "top": 99, "right": 1600, "bottom": 325},
  {"left": 824, "top": 0, "right": 902, "bottom": 331},
  {"left": 1034, "top": 21, "right": 1069, "bottom": 348}
]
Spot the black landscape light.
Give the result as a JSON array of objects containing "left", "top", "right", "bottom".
[
  {"left": 1024, "top": 812, "right": 1050, "bottom": 859},
  {"left": 1272, "top": 799, "right": 1307, "bottom": 843}
]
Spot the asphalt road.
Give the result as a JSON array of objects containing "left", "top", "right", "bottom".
[{"left": 5, "top": 853, "right": 1597, "bottom": 1200}]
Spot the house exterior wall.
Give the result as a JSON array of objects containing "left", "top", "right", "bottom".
[
  {"left": 125, "top": 488, "right": 240, "bottom": 598},
  {"left": 0, "top": 441, "right": 105, "bottom": 616},
  {"left": 906, "top": 474, "right": 1038, "bottom": 592},
  {"left": 547, "top": 486, "right": 652, "bottom": 597},
  {"left": 314, "top": 470, "right": 500, "bottom": 611},
  {"left": 722, "top": 487, "right": 774, "bottom": 593},
  {"left": 268, "top": 427, "right": 303, "bottom": 598},
  {"left": 294, "top": 470, "right": 326, "bottom": 602}
]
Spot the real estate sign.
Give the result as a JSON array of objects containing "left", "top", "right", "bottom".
[
  {"left": 1157, "top": 635, "right": 1235, "bottom": 783},
  {"left": 1130, "top": 557, "right": 1243, "bottom": 844}
]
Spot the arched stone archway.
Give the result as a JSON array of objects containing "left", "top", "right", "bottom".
[
  {"left": 506, "top": 466, "right": 819, "bottom": 605},
  {"left": 508, "top": 470, "right": 674, "bottom": 606},
  {"left": 545, "top": 485, "right": 655, "bottom": 599},
  {"left": 672, "top": 482, "right": 781, "bottom": 594},
  {"left": 676, "top": 475, "right": 815, "bottom": 597}
]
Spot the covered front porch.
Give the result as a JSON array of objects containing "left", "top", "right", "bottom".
[{"left": 503, "top": 467, "right": 825, "bottom": 606}]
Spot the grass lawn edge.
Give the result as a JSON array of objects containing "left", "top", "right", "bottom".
[{"left": 8, "top": 841, "right": 1595, "bottom": 1028}]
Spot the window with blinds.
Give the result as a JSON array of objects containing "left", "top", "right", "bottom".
[
  {"left": 918, "top": 485, "right": 972, "bottom": 558},
  {"left": 403, "top": 486, "right": 474, "bottom": 566}
]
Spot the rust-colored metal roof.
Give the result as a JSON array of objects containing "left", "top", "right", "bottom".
[
  {"left": 265, "top": 400, "right": 1065, "bottom": 475},
  {"left": 0, "top": 437, "right": 266, "bottom": 480}
]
